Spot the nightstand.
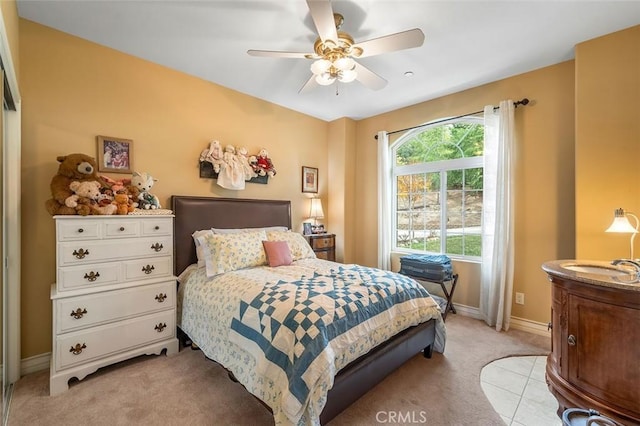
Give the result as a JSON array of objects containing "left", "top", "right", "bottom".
[{"left": 305, "top": 233, "right": 336, "bottom": 261}]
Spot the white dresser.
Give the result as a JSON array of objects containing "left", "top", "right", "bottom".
[{"left": 50, "top": 215, "right": 179, "bottom": 395}]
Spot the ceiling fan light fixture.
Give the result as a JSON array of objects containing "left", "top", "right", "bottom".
[
  {"left": 338, "top": 69, "right": 357, "bottom": 83},
  {"left": 310, "top": 59, "right": 332, "bottom": 75},
  {"left": 316, "top": 72, "right": 336, "bottom": 86},
  {"left": 334, "top": 57, "right": 355, "bottom": 71}
]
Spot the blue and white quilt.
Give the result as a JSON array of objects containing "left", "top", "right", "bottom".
[{"left": 178, "top": 258, "right": 445, "bottom": 426}]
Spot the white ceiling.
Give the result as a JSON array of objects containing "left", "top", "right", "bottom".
[{"left": 16, "top": 1, "right": 640, "bottom": 122}]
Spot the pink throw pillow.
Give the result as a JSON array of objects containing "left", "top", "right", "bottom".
[{"left": 263, "top": 240, "right": 293, "bottom": 267}]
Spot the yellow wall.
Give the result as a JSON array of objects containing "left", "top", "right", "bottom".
[
  {"left": 575, "top": 25, "right": 640, "bottom": 260},
  {"left": 19, "top": 20, "right": 328, "bottom": 358},
  {"left": 354, "top": 61, "right": 576, "bottom": 324}
]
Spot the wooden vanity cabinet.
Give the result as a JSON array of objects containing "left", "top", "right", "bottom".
[{"left": 546, "top": 274, "right": 640, "bottom": 425}]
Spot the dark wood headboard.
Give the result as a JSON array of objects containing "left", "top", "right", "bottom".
[{"left": 171, "top": 196, "right": 292, "bottom": 275}]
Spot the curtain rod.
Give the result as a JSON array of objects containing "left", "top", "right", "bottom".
[{"left": 374, "top": 98, "right": 530, "bottom": 140}]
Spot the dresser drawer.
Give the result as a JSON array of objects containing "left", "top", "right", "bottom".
[
  {"left": 141, "top": 219, "right": 172, "bottom": 236},
  {"left": 55, "top": 281, "right": 175, "bottom": 334},
  {"left": 123, "top": 256, "right": 172, "bottom": 281},
  {"left": 57, "top": 262, "right": 121, "bottom": 291},
  {"left": 55, "top": 310, "right": 175, "bottom": 371},
  {"left": 57, "top": 221, "right": 101, "bottom": 241},
  {"left": 58, "top": 236, "right": 172, "bottom": 266},
  {"left": 103, "top": 220, "right": 140, "bottom": 238}
]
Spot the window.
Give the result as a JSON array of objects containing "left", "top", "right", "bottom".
[{"left": 392, "top": 117, "right": 484, "bottom": 259}]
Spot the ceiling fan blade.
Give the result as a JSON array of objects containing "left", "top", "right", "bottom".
[
  {"left": 247, "top": 50, "right": 312, "bottom": 59},
  {"left": 354, "top": 28, "right": 425, "bottom": 58},
  {"left": 299, "top": 75, "right": 319, "bottom": 94},
  {"left": 354, "top": 62, "right": 387, "bottom": 91},
  {"left": 307, "top": 0, "right": 338, "bottom": 44}
]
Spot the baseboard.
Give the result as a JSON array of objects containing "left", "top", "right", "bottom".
[
  {"left": 450, "top": 304, "right": 550, "bottom": 337},
  {"left": 21, "top": 352, "right": 50, "bottom": 376},
  {"left": 509, "top": 316, "right": 551, "bottom": 337}
]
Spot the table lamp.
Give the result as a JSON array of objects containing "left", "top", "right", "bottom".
[
  {"left": 309, "top": 198, "right": 325, "bottom": 234},
  {"left": 605, "top": 207, "right": 639, "bottom": 259}
]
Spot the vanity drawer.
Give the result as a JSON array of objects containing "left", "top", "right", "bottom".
[
  {"left": 55, "top": 281, "right": 175, "bottom": 334},
  {"left": 55, "top": 310, "right": 175, "bottom": 371}
]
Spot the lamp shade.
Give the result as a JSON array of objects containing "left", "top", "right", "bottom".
[
  {"left": 605, "top": 208, "right": 638, "bottom": 233},
  {"left": 309, "top": 198, "right": 325, "bottom": 220}
]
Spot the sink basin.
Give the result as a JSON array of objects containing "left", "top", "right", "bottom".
[{"left": 561, "top": 263, "right": 635, "bottom": 277}]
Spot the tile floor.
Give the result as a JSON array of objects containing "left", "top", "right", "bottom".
[{"left": 481, "top": 355, "right": 562, "bottom": 426}]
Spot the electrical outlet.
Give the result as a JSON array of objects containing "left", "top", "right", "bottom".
[{"left": 515, "top": 292, "right": 525, "bottom": 305}]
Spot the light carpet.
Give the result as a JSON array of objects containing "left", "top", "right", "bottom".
[{"left": 8, "top": 315, "right": 550, "bottom": 425}]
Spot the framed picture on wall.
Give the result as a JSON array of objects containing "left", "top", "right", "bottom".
[
  {"left": 97, "top": 135, "right": 133, "bottom": 174},
  {"left": 302, "top": 166, "right": 318, "bottom": 193}
]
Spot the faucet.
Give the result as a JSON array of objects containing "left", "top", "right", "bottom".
[{"left": 611, "top": 259, "right": 640, "bottom": 274}]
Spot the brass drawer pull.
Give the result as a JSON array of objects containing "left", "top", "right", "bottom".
[
  {"left": 142, "top": 265, "right": 155, "bottom": 274},
  {"left": 70, "top": 308, "right": 87, "bottom": 319},
  {"left": 155, "top": 293, "right": 167, "bottom": 303},
  {"left": 150, "top": 243, "right": 163, "bottom": 252},
  {"left": 84, "top": 271, "right": 100, "bottom": 282},
  {"left": 73, "top": 248, "right": 89, "bottom": 259},
  {"left": 154, "top": 322, "right": 167, "bottom": 333},
  {"left": 568, "top": 334, "right": 577, "bottom": 346},
  {"left": 69, "top": 343, "right": 86, "bottom": 355}
]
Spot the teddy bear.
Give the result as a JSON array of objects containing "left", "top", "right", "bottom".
[
  {"left": 130, "top": 171, "right": 161, "bottom": 210},
  {"left": 45, "top": 153, "right": 108, "bottom": 216},
  {"left": 65, "top": 180, "right": 117, "bottom": 216},
  {"left": 255, "top": 148, "right": 276, "bottom": 178},
  {"left": 113, "top": 192, "right": 135, "bottom": 215}
]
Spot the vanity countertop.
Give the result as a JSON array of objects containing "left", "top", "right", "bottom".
[{"left": 542, "top": 259, "right": 640, "bottom": 292}]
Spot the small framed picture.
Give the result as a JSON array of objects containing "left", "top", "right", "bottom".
[
  {"left": 97, "top": 135, "right": 133, "bottom": 174},
  {"left": 302, "top": 166, "right": 318, "bottom": 193},
  {"left": 303, "top": 222, "right": 313, "bottom": 236}
]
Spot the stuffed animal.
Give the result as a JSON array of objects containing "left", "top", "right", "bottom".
[
  {"left": 113, "top": 192, "right": 135, "bottom": 215},
  {"left": 199, "top": 140, "right": 224, "bottom": 173},
  {"left": 65, "top": 181, "right": 117, "bottom": 216},
  {"left": 255, "top": 148, "right": 276, "bottom": 177},
  {"left": 237, "top": 147, "right": 256, "bottom": 180},
  {"left": 131, "top": 171, "right": 161, "bottom": 210},
  {"left": 45, "top": 153, "right": 108, "bottom": 216},
  {"left": 101, "top": 175, "right": 131, "bottom": 193}
]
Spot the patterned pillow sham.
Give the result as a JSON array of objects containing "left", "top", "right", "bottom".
[
  {"left": 198, "top": 230, "right": 268, "bottom": 277},
  {"left": 266, "top": 230, "right": 316, "bottom": 261},
  {"left": 192, "top": 229, "right": 214, "bottom": 268}
]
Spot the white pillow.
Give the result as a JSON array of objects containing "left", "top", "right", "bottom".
[
  {"left": 266, "top": 230, "right": 316, "bottom": 261},
  {"left": 211, "top": 226, "right": 288, "bottom": 234},
  {"left": 198, "top": 230, "right": 268, "bottom": 277},
  {"left": 192, "top": 229, "right": 214, "bottom": 267}
]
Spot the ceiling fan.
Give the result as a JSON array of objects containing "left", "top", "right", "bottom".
[{"left": 247, "top": 0, "right": 425, "bottom": 93}]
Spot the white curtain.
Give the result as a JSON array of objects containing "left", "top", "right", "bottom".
[
  {"left": 480, "top": 100, "right": 516, "bottom": 331},
  {"left": 377, "top": 130, "right": 391, "bottom": 270}
]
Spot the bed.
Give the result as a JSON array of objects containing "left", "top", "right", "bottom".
[{"left": 171, "top": 195, "right": 445, "bottom": 425}]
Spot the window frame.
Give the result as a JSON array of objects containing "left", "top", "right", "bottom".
[{"left": 391, "top": 116, "right": 484, "bottom": 260}]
